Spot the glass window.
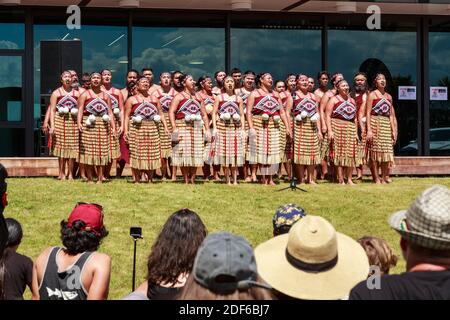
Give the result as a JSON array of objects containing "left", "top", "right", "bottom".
[
  {"left": 0, "top": 56, "right": 22, "bottom": 122},
  {"left": 0, "top": 128, "right": 25, "bottom": 156},
  {"left": 231, "top": 28, "right": 321, "bottom": 81},
  {"left": 328, "top": 25, "right": 417, "bottom": 156},
  {"left": 0, "top": 23, "right": 24, "bottom": 49},
  {"left": 33, "top": 24, "right": 128, "bottom": 124},
  {"left": 429, "top": 23, "right": 450, "bottom": 156},
  {"left": 132, "top": 27, "right": 225, "bottom": 80}
]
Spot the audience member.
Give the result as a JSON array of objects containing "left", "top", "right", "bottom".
[
  {"left": 350, "top": 185, "right": 450, "bottom": 300},
  {"left": 32, "top": 202, "right": 111, "bottom": 300},
  {"left": 123, "top": 208, "right": 207, "bottom": 300},
  {"left": 178, "top": 232, "right": 274, "bottom": 300},
  {"left": 272, "top": 203, "right": 306, "bottom": 236},
  {"left": 2, "top": 218, "right": 35, "bottom": 300},
  {"left": 255, "top": 215, "right": 369, "bottom": 299},
  {"left": 358, "top": 236, "right": 398, "bottom": 275}
]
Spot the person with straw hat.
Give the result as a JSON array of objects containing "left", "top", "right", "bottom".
[
  {"left": 255, "top": 215, "right": 369, "bottom": 300},
  {"left": 350, "top": 185, "right": 450, "bottom": 300}
]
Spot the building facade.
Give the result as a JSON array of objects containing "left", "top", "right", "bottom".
[{"left": 0, "top": 0, "right": 449, "bottom": 157}]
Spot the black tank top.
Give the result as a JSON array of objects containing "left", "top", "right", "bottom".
[
  {"left": 38, "top": 247, "right": 93, "bottom": 300},
  {"left": 146, "top": 281, "right": 183, "bottom": 300}
]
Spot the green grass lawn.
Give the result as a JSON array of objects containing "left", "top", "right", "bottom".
[{"left": 5, "top": 177, "right": 450, "bottom": 299}]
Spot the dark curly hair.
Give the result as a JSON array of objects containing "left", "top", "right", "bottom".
[
  {"left": 60, "top": 220, "right": 109, "bottom": 255},
  {"left": 146, "top": 208, "right": 207, "bottom": 286}
]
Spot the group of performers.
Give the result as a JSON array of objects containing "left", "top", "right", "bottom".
[{"left": 42, "top": 66, "right": 397, "bottom": 185}]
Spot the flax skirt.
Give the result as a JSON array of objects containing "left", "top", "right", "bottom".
[
  {"left": 158, "top": 113, "right": 172, "bottom": 159},
  {"left": 329, "top": 118, "right": 361, "bottom": 167},
  {"left": 212, "top": 120, "right": 245, "bottom": 167},
  {"left": 366, "top": 115, "right": 394, "bottom": 164},
  {"left": 129, "top": 120, "right": 161, "bottom": 170},
  {"left": 53, "top": 113, "right": 79, "bottom": 159},
  {"left": 247, "top": 115, "right": 281, "bottom": 165},
  {"left": 293, "top": 118, "right": 320, "bottom": 165},
  {"left": 108, "top": 118, "right": 120, "bottom": 160},
  {"left": 171, "top": 119, "right": 204, "bottom": 167},
  {"left": 79, "top": 116, "right": 111, "bottom": 166}
]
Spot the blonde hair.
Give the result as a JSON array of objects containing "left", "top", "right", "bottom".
[{"left": 358, "top": 236, "right": 398, "bottom": 275}]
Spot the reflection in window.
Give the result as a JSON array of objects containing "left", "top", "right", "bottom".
[
  {"left": 33, "top": 25, "right": 128, "bottom": 124},
  {"left": 132, "top": 27, "right": 225, "bottom": 80},
  {"left": 429, "top": 32, "right": 450, "bottom": 156},
  {"left": 328, "top": 30, "right": 417, "bottom": 156},
  {"left": 0, "top": 56, "right": 22, "bottom": 122},
  {"left": 0, "top": 23, "right": 24, "bottom": 49},
  {"left": 0, "top": 128, "right": 25, "bottom": 156},
  {"left": 231, "top": 28, "right": 321, "bottom": 81}
]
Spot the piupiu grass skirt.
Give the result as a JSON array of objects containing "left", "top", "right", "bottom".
[
  {"left": 247, "top": 115, "right": 282, "bottom": 165},
  {"left": 366, "top": 115, "right": 394, "bottom": 164},
  {"left": 79, "top": 116, "right": 111, "bottom": 166},
  {"left": 212, "top": 120, "right": 245, "bottom": 167},
  {"left": 293, "top": 118, "right": 320, "bottom": 165},
  {"left": 158, "top": 113, "right": 172, "bottom": 159},
  {"left": 171, "top": 119, "right": 204, "bottom": 167},
  {"left": 129, "top": 120, "right": 161, "bottom": 170},
  {"left": 329, "top": 118, "right": 361, "bottom": 167},
  {"left": 53, "top": 113, "right": 79, "bottom": 159}
]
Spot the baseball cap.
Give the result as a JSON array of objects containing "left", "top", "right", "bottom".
[
  {"left": 193, "top": 232, "right": 271, "bottom": 294},
  {"left": 67, "top": 202, "right": 104, "bottom": 236}
]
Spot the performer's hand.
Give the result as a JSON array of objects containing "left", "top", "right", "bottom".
[
  {"left": 392, "top": 132, "right": 398, "bottom": 145},
  {"left": 49, "top": 127, "right": 55, "bottom": 136},
  {"left": 318, "top": 132, "right": 323, "bottom": 142},
  {"left": 78, "top": 124, "right": 83, "bottom": 132},
  {"left": 42, "top": 123, "right": 49, "bottom": 135},
  {"left": 321, "top": 126, "right": 327, "bottom": 134},
  {"left": 249, "top": 128, "right": 256, "bottom": 137},
  {"left": 117, "top": 126, "right": 123, "bottom": 135},
  {"left": 366, "top": 130, "right": 373, "bottom": 143},
  {"left": 124, "top": 131, "right": 129, "bottom": 143},
  {"left": 328, "top": 131, "right": 334, "bottom": 141}
]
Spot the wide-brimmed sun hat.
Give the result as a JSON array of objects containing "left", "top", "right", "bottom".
[
  {"left": 389, "top": 185, "right": 450, "bottom": 250},
  {"left": 255, "top": 215, "right": 369, "bottom": 300}
]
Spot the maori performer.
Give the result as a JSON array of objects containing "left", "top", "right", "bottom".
[
  {"left": 211, "top": 76, "right": 245, "bottom": 185},
  {"left": 153, "top": 72, "right": 177, "bottom": 180},
  {"left": 101, "top": 69, "right": 122, "bottom": 179},
  {"left": 77, "top": 72, "right": 116, "bottom": 184},
  {"left": 212, "top": 70, "right": 226, "bottom": 96},
  {"left": 142, "top": 68, "right": 161, "bottom": 95},
  {"left": 287, "top": 74, "right": 322, "bottom": 184},
  {"left": 196, "top": 75, "right": 220, "bottom": 181},
  {"left": 124, "top": 76, "right": 168, "bottom": 183},
  {"left": 275, "top": 80, "right": 293, "bottom": 181},
  {"left": 325, "top": 79, "right": 360, "bottom": 185},
  {"left": 49, "top": 71, "right": 81, "bottom": 180},
  {"left": 169, "top": 74, "right": 210, "bottom": 185},
  {"left": 314, "top": 71, "right": 329, "bottom": 101},
  {"left": 246, "top": 72, "right": 291, "bottom": 186},
  {"left": 366, "top": 73, "right": 397, "bottom": 184}
]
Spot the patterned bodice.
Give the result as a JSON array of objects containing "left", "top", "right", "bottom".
[
  {"left": 105, "top": 90, "right": 120, "bottom": 109},
  {"left": 155, "top": 88, "right": 176, "bottom": 113},
  {"left": 332, "top": 96, "right": 357, "bottom": 121},
  {"left": 252, "top": 91, "right": 280, "bottom": 116},
  {"left": 175, "top": 97, "right": 202, "bottom": 119},
  {"left": 218, "top": 95, "right": 240, "bottom": 116},
  {"left": 293, "top": 93, "right": 317, "bottom": 117},
  {"left": 56, "top": 89, "right": 78, "bottom": 112},
  {"left": 371, "top": 96, "right": 391, "bottom": 117},
  {"left": 83, "top": 91, "right": 109, "bottom": 116},
  {"left": 131, "top": 98, "right": 158, "bottom": 120}
]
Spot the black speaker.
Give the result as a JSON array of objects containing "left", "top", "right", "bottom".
[{"left": 40, "top": 40, "right": 82, "bottom": 95}]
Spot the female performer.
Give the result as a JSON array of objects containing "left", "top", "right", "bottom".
[
  {"left": 153, "top": 72, "right": 177, "bottom": 180},
  {"left": 101, "top": 69, "right": 122, "bottom": 179},
  {"left": 325, "top": 79, "right": 360, "bottom": 185},
  {"left": 366, "top": 74, "right": 397, "bottom": 184},
  {"left": 169, "top": 74, "right": 210, "bottom": 185},
  {"left": 77, "top": 72, "right": 116, "bottom": 184},
  {"left": 212, "top": 76, "right": 245, "bottom": 185},
  {"left": 287, "top": 74, "right": 322, "bottom": 184},
  {"left": 195, "top": 75, "right": 220, "bottom": 181},
  {"left": 49, "top": 71, "right": 81, "bottom": 180},
  {"left": 124, "top": 76, "right": 169, "bottom": 183},
  {"left": 275, "top": 80, "right": 293, "bottom": 180},
  {"left": 246, "top": 72, "right": 291, "bottom": 186}
]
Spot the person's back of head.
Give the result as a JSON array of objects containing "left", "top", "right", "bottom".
[
  {"left": 178, "top": 231, "right": 274, "bottom": 300},
  {"left": 60, "top": 203, "right": 108, "bottom": 255},
  {"left": 147, "top": 208, "right": 207, "bottom": 287},
  {"left": 272, "top": 204, "right": 306, "bottom": 236},
  {"left": 358, "top": 236, "right": 398, "bottom": 275},
  {"left": 5, "top": 218, "right": 23, "bottom": 249}
]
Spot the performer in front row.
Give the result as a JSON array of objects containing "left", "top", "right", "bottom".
[
  {"left": 77, "top": 72, "right": 116, "bottom": 184},
  {"left": 101, "top": 69, "right": 122, "bottom": 179},
  {"left": 49, "top": 71, "right": 81, "bottom": 180},
  {"left": 212, "top": 76, "right": 246, "bottom": 185},
  {"left": 124, "top": 76, "right": 169, "bottom": 183},
  {"left": 325, "top": 79, "right": 361, "bottom": 185},
  {"left": 169, "top": 74, "right": 210, "bottom": 185},
  {"left": 246, "top": 72, "right": 291, "bottom": 186},
  {"left": 275, "top": 80, "right": 293, "bottom": 181},
  {"left": 287, "top": 74, "right": 322, "bottom": 184},
  {"left": 153, "top": 72, "right": 177, "bottom": 180},
  {"left": 366, "top": 73, "right": 397, "bottom": 184}
]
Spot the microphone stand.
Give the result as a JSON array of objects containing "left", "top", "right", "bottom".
[{"left": 278, "top": 90, "right": 307, "bottom": 192}]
